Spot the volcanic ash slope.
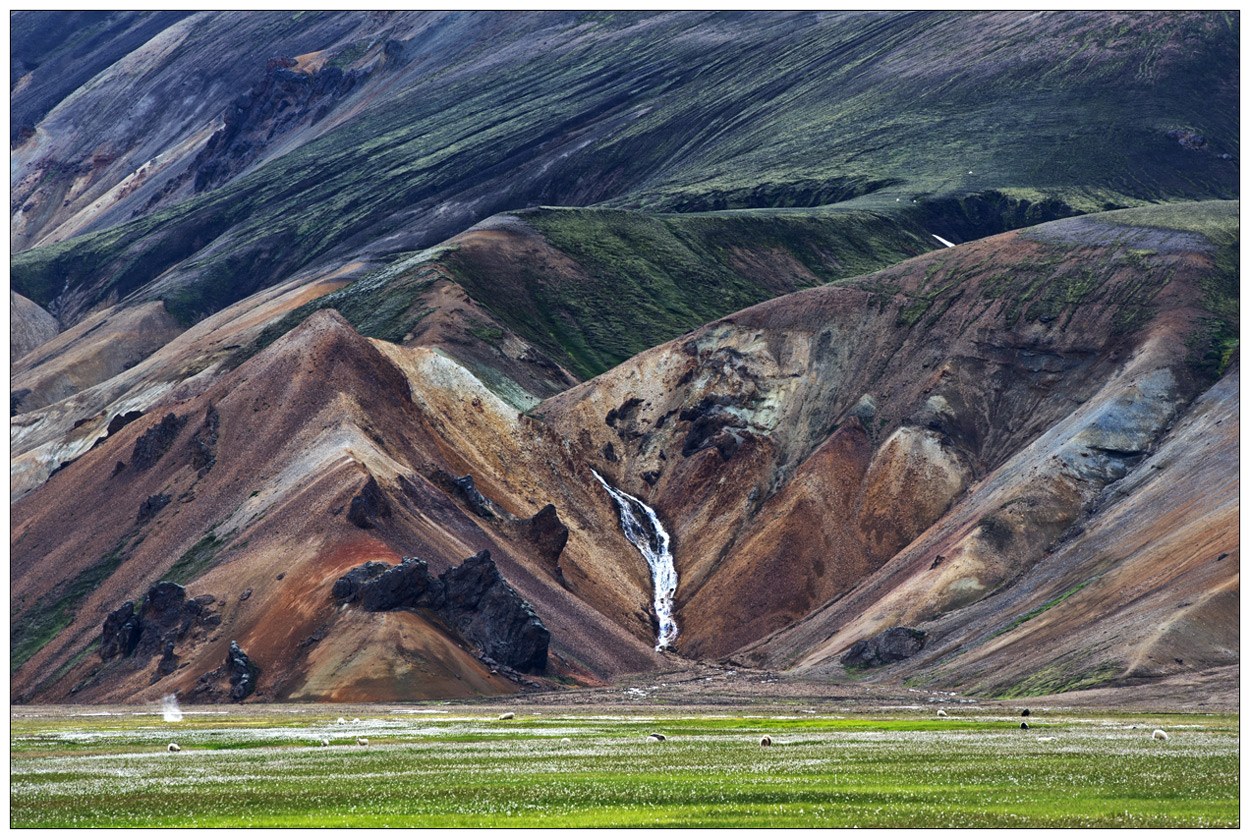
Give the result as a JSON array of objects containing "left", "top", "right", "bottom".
[
  {"left": 9, "top": 203, "right": 1238, "bottom": 703},
  {"left": 540, "top": 204, "right": 1238, "bottom": 682},
  {"left": 10, "top": 309, "right": 665, "bottom": 704}
]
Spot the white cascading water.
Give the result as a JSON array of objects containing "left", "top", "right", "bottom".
[{"left": 591, "top": 469, "right": 678, "bottom": 651}]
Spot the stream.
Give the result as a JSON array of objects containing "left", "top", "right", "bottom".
[{"left": 591, "top": 469, "right": 679, "bottom": 651}]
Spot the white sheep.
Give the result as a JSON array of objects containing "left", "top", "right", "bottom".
[
  {"left": 760, "top": 735, "right": 772, "bottom": 747},
  {"left": 167, "top": 743, "right": 181, "bottom": 752},
  {"left": 320, "top": 739, "right": 330, "bottom": 747},
  {"left": 352, "top": 718, "right": 361, "bottom": 724},
  {"left": 498, "top": 712, "right": 515, "bottom": 720},
  {"left": 560, "top": 738, "right": 572, "bottom": 745},
  {"left": 936, "top": 709, "right": 948, "bottom": 717},
  {"left": 1037, "top": 737, "right": 1055, "bottom": 742},
  {"left": 336, "top": 717, "right": 347, "bottom": 725},
  {"left": 356, "top": 737, "right": 369, "bottom": 746},
  {"left": 1152, "top": 729, "right": 1169, "bottom": 741}
]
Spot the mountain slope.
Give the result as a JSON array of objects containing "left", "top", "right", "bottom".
[
  {"left": 8, "top": 12, "right": 1238, "bottom": 707},
  {"left": 11, "top": 309, "right": 664, "bottom": 704},
  {"left": 538, "top": 202, "right": 1237, "bottom": 661},
  {"left": 12, "top": 11, "right": 1237, "bottom": 331},
  {"left": 758, "top": 360, "right": 1237, "bottom": 701},
  {"left": 10, "top": 202, "right": 1237, "bottom": 705}
]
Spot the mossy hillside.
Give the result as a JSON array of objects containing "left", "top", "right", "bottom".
[
  {"left": 989, "top": 656, "right": 1124, "bottom": 700},
  {"left": 1019, "top": 200, "right": 1239, "bottom": 376},
  {"left": 230, "top": 207, "right": 933, "bottom": 388},
  {"left": 443, "top": 207, "right": 936, "bottom": 380},
  {"left": 862, "top": 202, "right": 1237, "bottom": 374},
  {"left": 10, "top": 198, "right": 244, "bottom": 317},
  {"left": 1099, "top": 201, "right": 1240, "bottom": 375},
  {"left": 989, "top": 579, "right": 1096, "bottom": 640},
  {"left": 232, "top": 201, "right": 1234, "bottom": 400},
  {"left": 228, "top": 249, "right": 450, "bottom": 368},
  {"left": 613, "top": 12, "right": 1238, "bottom": 213},
  {"left": 165, "top": 531, "right": 230, "bottom": 586},
  {"left": 12, "top": 12, "right": 1237, "bottom": 328},
  {"left": 10, "top": 537, "right": 132, "bottom": 673}
]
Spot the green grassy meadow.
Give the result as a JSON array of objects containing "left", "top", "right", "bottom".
[{"left": 10, "top": 706, "right": 1238, "bottom": 828}]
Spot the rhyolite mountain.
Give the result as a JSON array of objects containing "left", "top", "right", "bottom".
[{"left": 9, "top": 11, "right": 1238, "bottom": 706}]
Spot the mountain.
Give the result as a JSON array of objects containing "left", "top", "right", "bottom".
[
  {"left": 9, "top": 11, "right": 1238, "bottom": 706},
  {"left": 13, "top": 12, "right": 1236, "bottom": 324}
]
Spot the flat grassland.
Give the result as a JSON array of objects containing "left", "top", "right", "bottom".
[{"left": 10, "top": 702, "right": 1238, "bottom": 828}]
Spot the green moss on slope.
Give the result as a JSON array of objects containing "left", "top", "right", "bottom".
[
  {"left": 228, "top": 249, "right": 450, "bottom": 369},
  {"left": 11, "top": 538, "right": 130, "bottom": 673},
  {"left": 442, "top": 207, "right": 935, "bottom": 380},
  {"left": 11, "top": 12, "right": 1237, "bottom": 329},
  {"left": 230, "top": 207, "right": 935, "bottom": 387}
]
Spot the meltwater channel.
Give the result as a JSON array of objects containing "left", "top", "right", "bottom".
[{"left": 591, "top": 469, "right": 678, "bottom": 651}]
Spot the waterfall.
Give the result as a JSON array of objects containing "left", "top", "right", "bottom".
[{"left": 591, "top": 470, "right": 679, "bottom": 651}]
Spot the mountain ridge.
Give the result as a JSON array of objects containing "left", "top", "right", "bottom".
[
  {"left": 10, "top": 201, "right": 1237, "bottom": 704},
  {"left": 8, "top": 11, "right": 1238, "bottom": 707}
]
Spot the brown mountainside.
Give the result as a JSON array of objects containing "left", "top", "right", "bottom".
[
  {"left": 8, "top": 11, "right": 1237, "bottom": 708},
  {"left": 539, "top": 212, "right": 1234, "bottom": 669},
  {"left": 9, "top": 204, "right": 1238, "bottom": 707},
  {"left": 11, "top": 309, "right": 664, "bottom": 704}
]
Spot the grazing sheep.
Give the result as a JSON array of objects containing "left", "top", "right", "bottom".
[
  {"left": 498, "top": 712, "right": 515, "bottom": 720},
  {"left": 352, "top": 718, "right": 361, "bottom": 724},
  {"left": 560, "top": 738, "right": 571, "bottom": 744},
  {"left": 320, "top": 739, "right": 330, "bottom": 747},
  {"left": 1020, "top": 722, "right": 1029, "bottom": 730},
  {"left": 1037, "top": 737, "right": 1055, "bottom": 742},
  {"left": 356, "top": 737, "right": 369, "bottom": 746},
  {"left": 937, "top": 709, "right": 948, "bottom": 717},
  {"left": 1152, "top": 729, "right": 1169, "bottom": 741},
  {"left": 336, "top": 717, "right": 347, "bottom": 725},
  {"left": 168, "top": 743, "right": 181, "bottom": 752},
  {"left": 647, "top": 733, "right": 666, "bottom": 742},
  {"left": 760, "top": 735, "right": 772, "bottom": 747},
  {"left": 1021, "top": 709, "right": 1031, "bottom": 717}
]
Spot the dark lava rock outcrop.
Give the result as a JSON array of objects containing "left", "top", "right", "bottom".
[
  {"left": 330, "top": 560, "right": 392, "bottom": 603},
  {"left": 679, "top": 393, "right": 752, "bottom": 460},
  {"left": 129, "top": 413, "right": 187, "bottom": 471},
  {"left": 432, "top": 470, "right": 499, "bottom": 519},
  {"left": 347, "top": 475, "right": 392, "bottom": 529},
  {"left": 191, "top": 641, "right": 260, "bottom": 703},
  {"left": 359, "top": 558, "right": 439, "bottom": 612},
  {"left": 440, "top": 551, "right": 550, "bottom": 674},
  {"left": 335, "top": 550, "right": 550, "bottom": 673},
  {"left": 106, "top": 410, "right": 144, "bottom": 437},
  {"left": 100, "top": 582, "right": 222, "bottom": 668},
  {"left": 519, "top": 504, "right": 569, "bottom": 581},
  {"left": 136, "top": 493, "right": 171, "bottom": 524},
  {"left": 99, "top": 601, "right": 142, "bottom": 660},
  {"left": 226, "top": 641, "right": 259, "bottom": 701},
  {"left": 840, "top": 627, "right": 927, "bottom": 668},
  {"left": 193, "top": 58, "right": 367, "bottom": 193}
]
